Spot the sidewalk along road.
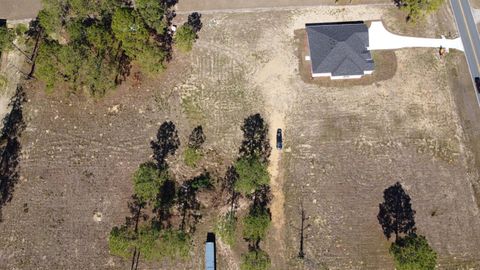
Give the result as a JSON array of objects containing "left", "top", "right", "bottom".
[{"left": 450, "top": 0, "right": 480, "bottom": 106}]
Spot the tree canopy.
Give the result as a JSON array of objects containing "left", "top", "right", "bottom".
[
  {"left": 234, "top": 156, "right": 270, "bottom": 195},
  {"left": 390, "top": 234, "right": 437, "bottom": 270},
  {"left": 133, "top": 162, "right": 169, "bottom": 203},
  {"left": 34, "top": 0, "right": 197, "bottom": 96},
  {"left": 242, "top": 206, "right": 271, "bottom": 245}
]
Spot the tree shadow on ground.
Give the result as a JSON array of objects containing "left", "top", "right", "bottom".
[
  {"left": 0, "top": 86, "right": 25, "bottom": 222},
  {"left": 153, "top": 179, "right": 176, "bottom": 229},
  {"left": 377, "top": 182, "right": 416, "bottom": 241},
  {"left": 151, "top": 121, "right": 180, "bottom": 169},
  {"left": 239, "top": 113, "right": 271, "bottom": 162},
  {"left": 177, "top": 172, "right": 212, "bottom": 234},
  {"left": 222, "top": 166, "right": 240, "bottom": 214}
]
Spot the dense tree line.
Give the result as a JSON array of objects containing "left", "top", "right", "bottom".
[{"left": 34, "top": 0, "right": 201, "bottom": 96}]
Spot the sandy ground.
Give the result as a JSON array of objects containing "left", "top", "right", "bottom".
[
  {"left": 0, "top": 0, "right": 42, "bottom": 20},
  {"left": 0, "top": 39, "right": 27, "bottom": 130},
  {"left": 1, "top": 3, "right": 480, "bottom": 270}
]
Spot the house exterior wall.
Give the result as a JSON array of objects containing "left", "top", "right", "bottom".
[
  {"left": 331, "top": 74, "right": 363, "bottom": 80},
  {"left": 364, "top": 70, "right": 374, "bottom": 75}
]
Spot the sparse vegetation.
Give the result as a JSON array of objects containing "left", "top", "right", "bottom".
[
  {"left": 184, "top": 126, "right": 205, "bottom": 167},
  {"left": 108, "top": 225, "right": 190, "bottom": 260},
  {"left": 240, "top": 249, "right": 271, "bottom": 270},
  {"left": 174, "top": 12, "right": 203, "bottom": 53},
  {"left": 394, "top": 0, "right": 444, "bottom": 22},
  {"left": 175, "top": 25, "right": 197, "bottom": 52},
  {"left": 0, "top": 25, "right": 14, "bottom": 54},
  {"left": 215, "top": 211, "right": 237, "bottom": 247},
  {"left": 184, "top": 147, "right": 202, "bottom": 167}
]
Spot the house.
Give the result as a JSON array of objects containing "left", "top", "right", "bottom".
[
  {"left": 205, "top": 232, "right": 216, "bottom": 270},
  {"left": 305, "top": 21, "right": 374, "bottom": 80}
]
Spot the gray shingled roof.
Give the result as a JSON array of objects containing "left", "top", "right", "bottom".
[{"left": 306, "top": 22, "right": 374, "bottom": 76}]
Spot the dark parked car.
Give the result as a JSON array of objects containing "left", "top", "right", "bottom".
[
  {"left": 475, "top": 77, "right": 480, "bottom": 93},
  {"left": 276, "top": 128, "right": 283, "bottom": 150}
]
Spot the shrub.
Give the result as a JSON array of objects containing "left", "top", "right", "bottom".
[
  {"left": 174, "top": 25, "right": 196, "bottom": 52},
  {"left": 157, "top": 229, "right": 191, "bottom": 259},
  {"left": 184, "top": 146, "right": 202, "bottom": 167},
  {"left": 243, "top": 207, "right": 270, "bottom": 243},
  {"left": 240, "top": 249, "right": 271, "bottom": 270},
  {"left": 215, "top": 212, "right": 237, "bottom": 246},
  {"left": 108, "top": 225, "right": 136, "bottom": 258},
  {"left": 390, "top": 234, "right": 437, "bottom": 270},
  {"left": 0, "top": 25, "right": 14, "bottom": 53}
]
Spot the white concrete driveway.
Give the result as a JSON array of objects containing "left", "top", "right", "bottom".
[{"left": 368, "top": 21, "right": 464, "bottom": 51}]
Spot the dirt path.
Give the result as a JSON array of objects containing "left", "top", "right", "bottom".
[
  {"left": 253, "top": 19, "right": 296, "bottom": 268},
  {"left": 0, "top": 37, "right": 27, "bottom": 130}
]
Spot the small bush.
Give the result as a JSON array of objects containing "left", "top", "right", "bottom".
[
  {"left": 243, "top": 207, "right": 270, "bottom": 243},
  {"left": 184, "top": 146, "right": 202, "bottom": 167},
  {"left": 174, "top": 25, "right": 196, "bottom": 52},
  {"left": 240, "top": 249, "right": 271, "bottom": 270},
  {"left": 157, "top": 229, "right": 191, "bottom": 259},
  {"left": 108, "top": 225, "right": 136, "bottom": 258},
  {"left": 108, "top": 226, "right": 191, "bottom": 261},
  {"left": 189, "top": 172, "right": 212, "bottom": 190},
  {"left": 215, "top": 212, "right": 237, "bottom": 246}
]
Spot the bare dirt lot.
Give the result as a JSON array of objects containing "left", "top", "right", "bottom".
[{"left": 1, "top": 3, "right": 480, "bottom": 270}]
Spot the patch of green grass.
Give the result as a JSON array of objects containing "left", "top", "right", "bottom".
[
  {"left": 184, "top": 146, "right": 202, "bottom": 167},
  {"left": 0, "top": 74, "right": 7, "bottom": 94},
  {"left": 215, "top": 212, "right": 237, "bottom": 247},
  {"left": 181, "top": 96, "right": 205, "bottom": 123}
]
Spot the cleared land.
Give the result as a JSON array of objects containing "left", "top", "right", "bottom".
[
  {"left": 0, "top": 3, "right": 480, "bottom": 270},
  {"left": 0, "top": 0, "right": 42, "bottom": 20}
]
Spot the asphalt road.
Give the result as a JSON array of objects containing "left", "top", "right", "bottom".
[{"left": 451, "top": 0, "right": 480, "bottom": 104}]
